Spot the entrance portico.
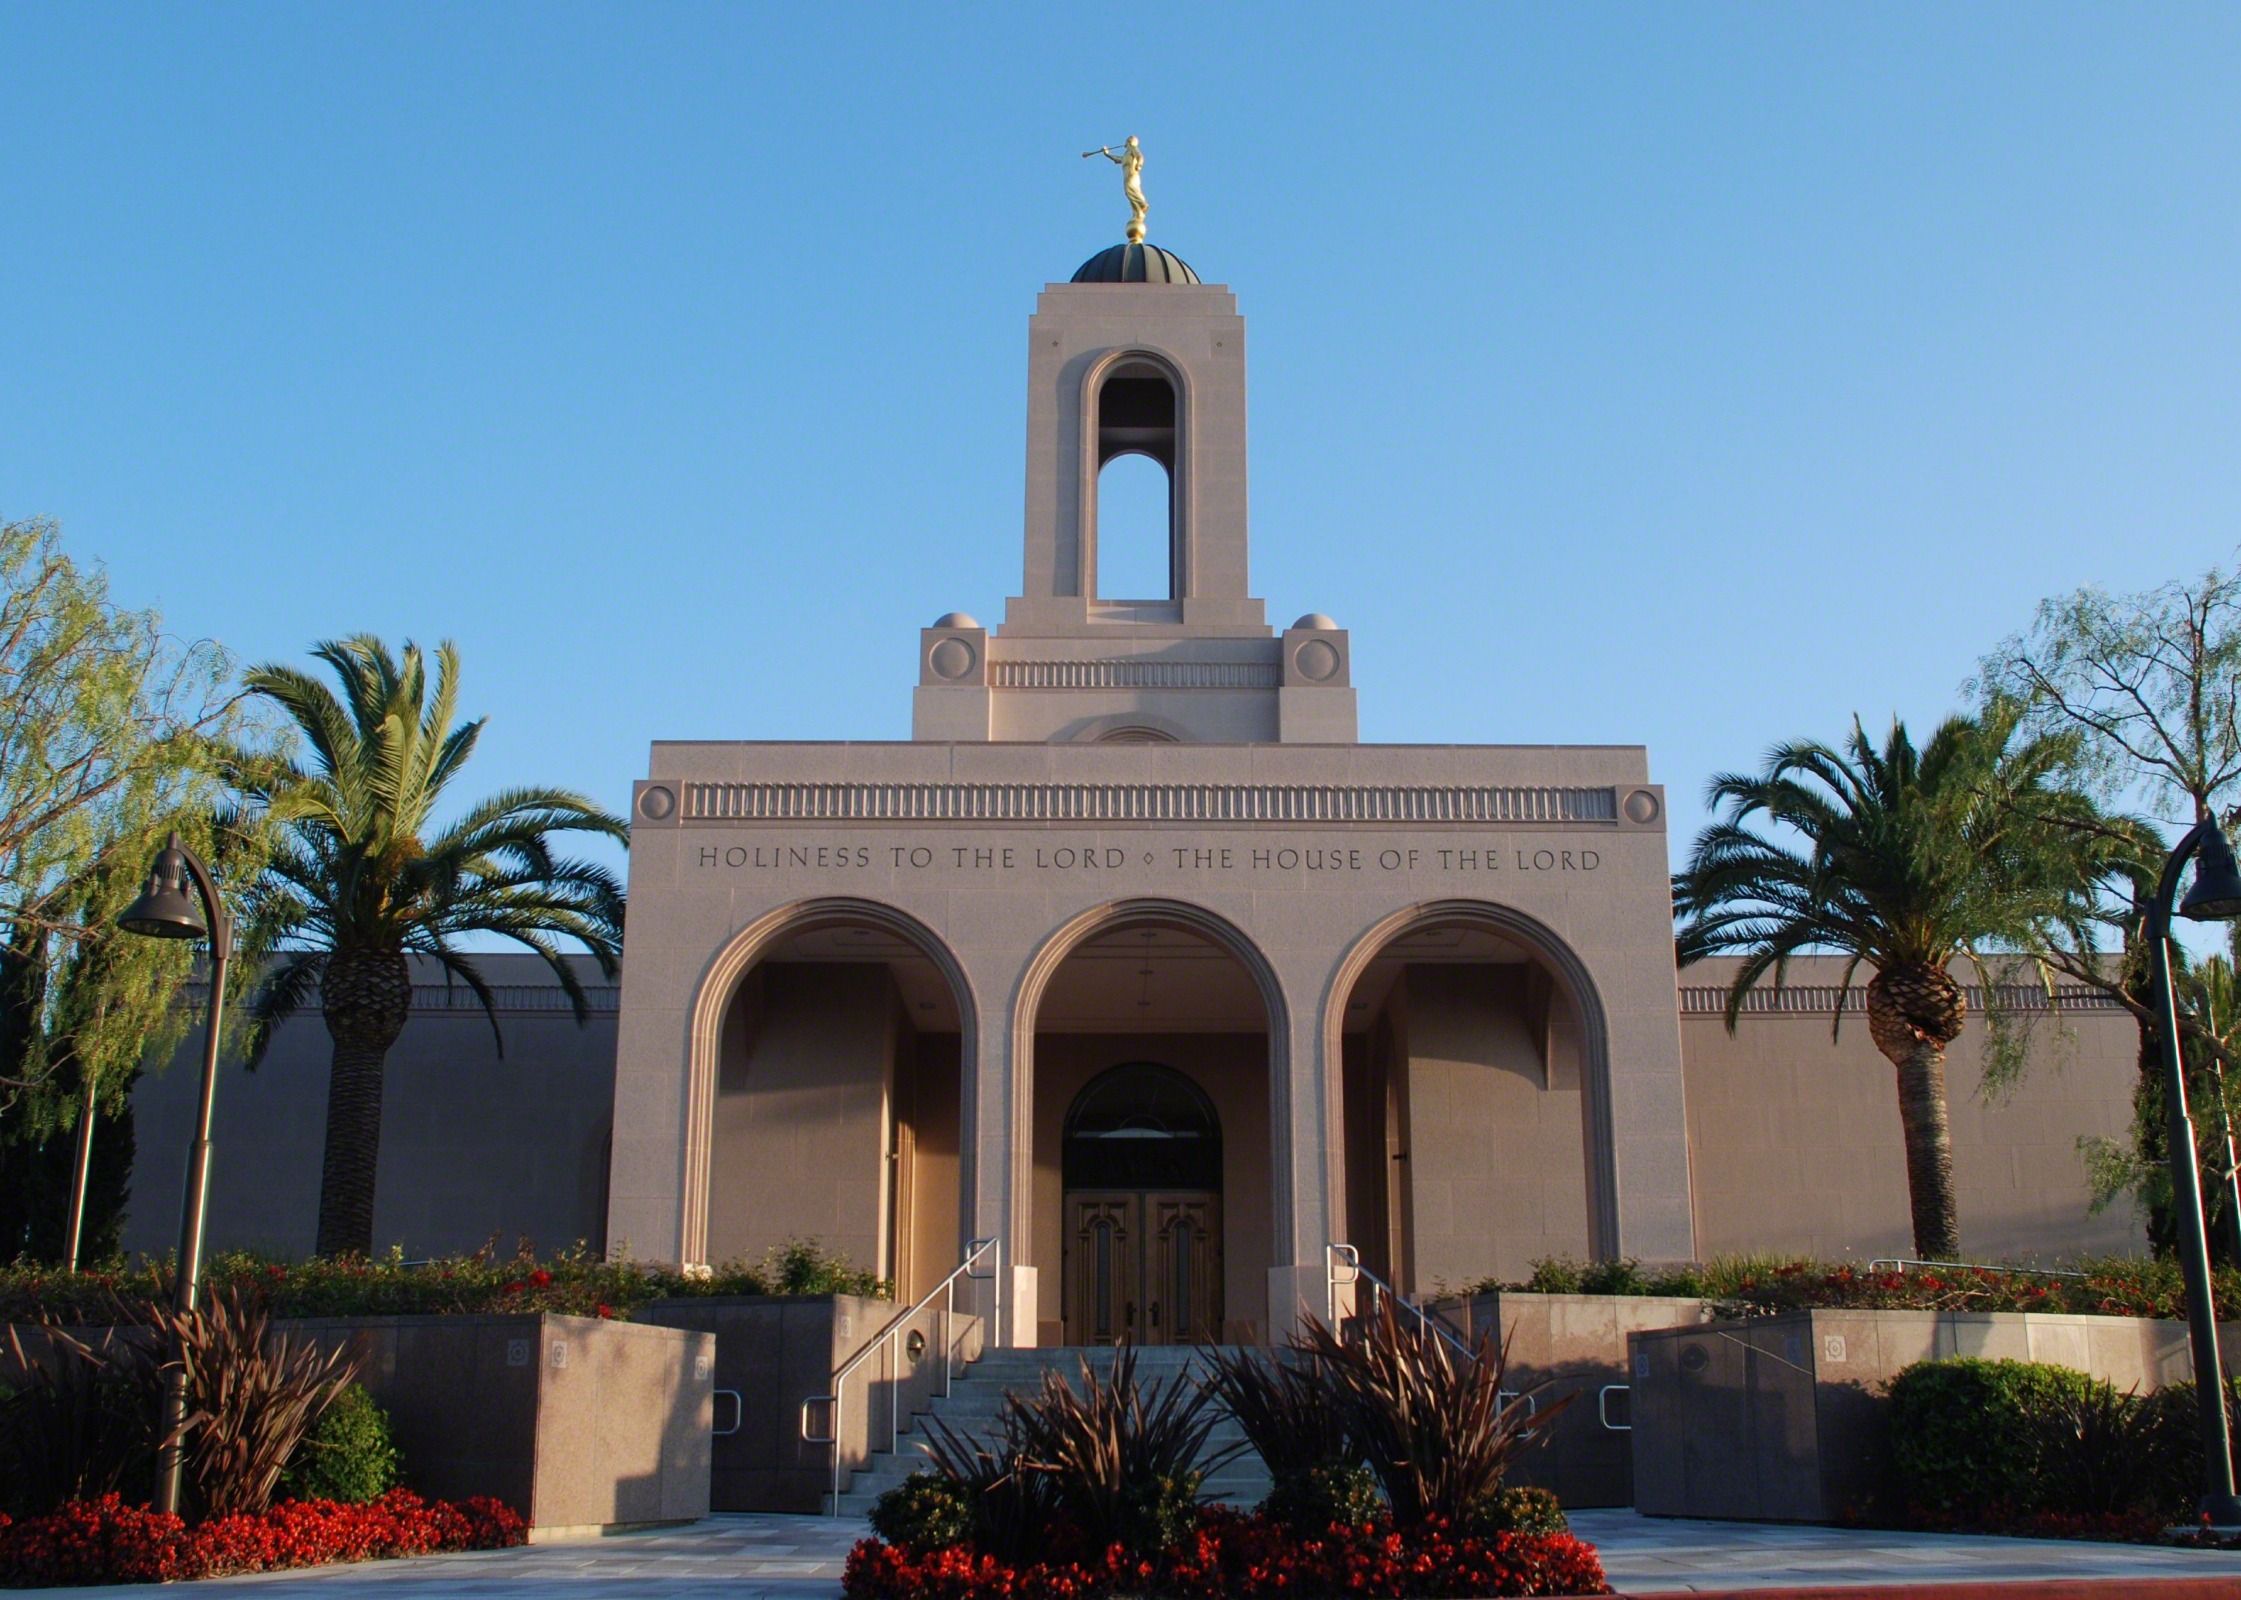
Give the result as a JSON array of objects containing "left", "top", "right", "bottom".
[
  {"left": 606, "top": 235, "right": 1694, "bottom": 1344},
  {"left": 608, "top": 750, "right": 1688, "bottom": 1344}
]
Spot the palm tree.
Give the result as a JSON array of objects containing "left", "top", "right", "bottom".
[
  {"left": 1673, "top": 706, "right": 2104, "bottom": 1259},
  {"left": 233, "top": 637, "right": 626, "bottom": 1258}
]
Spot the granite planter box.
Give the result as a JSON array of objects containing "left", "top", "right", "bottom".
[
  {"left": 283, "top": 1313, "right": 712, "bottom": 1541},
  {"left": 1422, "top": 1290, "right": 1714, "bottom": 1507},
  {"left": 2, "top": 1313, "right": 716, "bottom": 1540},
  {"left": 1627, "top": 1309, "right": 2233, "bottom": 1523},
  {"left": 639, "top": 1293, "right": 984, "bottom": 1513}
]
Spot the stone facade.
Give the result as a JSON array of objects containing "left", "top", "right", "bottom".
[{"left": 122, "top": 243, "right": 2147, "bottom": 1342}]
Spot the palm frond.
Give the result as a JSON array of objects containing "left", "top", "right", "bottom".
[{"left": 240, "top": 951, "right": 326, "bottom": 1069}]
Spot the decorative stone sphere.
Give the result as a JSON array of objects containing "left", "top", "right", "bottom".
[
  {"left": 1291, "top": 613, "right": 1340, "bottom": 631},
  {"left": 933, "top": 612, "right": 981, "bottom": 630}
]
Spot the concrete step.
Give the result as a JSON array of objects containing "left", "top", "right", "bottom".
[{"left": 831, "top": 1346, "right": 1277, "bottom": 1515}]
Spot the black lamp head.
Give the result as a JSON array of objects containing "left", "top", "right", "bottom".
[
  {"left": 2181, "top": 822, "right": 2241, "bottom": 923},
  {"left": 116, "top": 837, "right": 207, "bottom": 941}
]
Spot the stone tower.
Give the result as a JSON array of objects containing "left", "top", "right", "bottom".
[{"left": 913, "top": 241, "right": 1356, "bottom": 744}]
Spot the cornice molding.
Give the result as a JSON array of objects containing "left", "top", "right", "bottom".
[{"left": 675, "top": 781, "right": 1622, "bottom": 826}]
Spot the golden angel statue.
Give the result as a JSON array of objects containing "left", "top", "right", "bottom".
[{"left": 1084, "top": 136, "right": 1148, "bottom": 244}]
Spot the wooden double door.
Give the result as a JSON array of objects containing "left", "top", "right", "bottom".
[{"left": 1064, "top": 1190, "right": 1222, "bottom": 1345}]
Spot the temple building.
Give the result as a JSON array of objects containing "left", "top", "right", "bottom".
[{"left": 129, "top": 232, "right": 2144, "bottom": 1344}]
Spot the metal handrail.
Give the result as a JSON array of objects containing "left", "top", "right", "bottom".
[
  {"left": 1326, "top": 1242, "right": 1478, "bottom": 1364},
  {"left": 1326, "top": 1243, "right": 1541, "bottom": 1422},
  {"left": 1865, "top": 1256, "right": 2090, "bottom": 1280},
  {"left": 800, "top": 1235, "right": 1001, "bottom": 1516}
]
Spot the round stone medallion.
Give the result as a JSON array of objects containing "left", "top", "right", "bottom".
[
  {"left": 1295, "top": 639, "right": 1341, "bottom": 683},
  {"left": 638, "top": 784, "right": 677, "bottom": 821},
  {"left": 1623, "top": 789, "right": 1661, "bottom": 825},
  {"left": 929, "top": 637, "right": 977, "bottom": 681}
]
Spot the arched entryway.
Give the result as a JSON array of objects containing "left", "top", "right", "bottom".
[
  {"left": 1324, "top": 902, "right": 1617, "bottom": 1293},
  {"left": 1061, "top": 1062, "right": 1224, "bottom": 1344},
  {"left": 682, "top": 900, "right": 976, "bottom": 1298},
  {"left": 1016, "top": 902, "right": 1285, "bottom": 1346}
]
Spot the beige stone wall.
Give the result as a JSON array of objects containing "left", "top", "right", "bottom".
[
  {"left": 126, "top": 954, "right": 618, "bottom": 1262},
  {"left": 706, "top": 963, "right": 896, "bottom": 1271},
  {"left": 1397, "top": 966, "right": 1593, "bottom": 1289},
  {"left": 900, "top": 1035, "right": 963, "bottom": 1300},
  {"left": 1681, "top": 956, "right": 2141, "bottom": 1262},
  {"left": 1029, "top": 1033, "right": 1275, "bottom": 1339}
]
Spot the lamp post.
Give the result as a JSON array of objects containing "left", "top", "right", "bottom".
[
  {"left": 2149, "top": 815, "right": 2241, "bottom": 1527},
  {"left": 116, "top": 833, "right": 233, "bottom": 1518},
  {"left": 62, "top": 1064, "right": 98, "bottom": 1273}
]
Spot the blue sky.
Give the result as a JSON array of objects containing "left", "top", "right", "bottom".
[{"left": 4, "top": 4, "right": 2238, "bottom": 880}]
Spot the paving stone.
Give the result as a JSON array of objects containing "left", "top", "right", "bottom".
[{"left": 38, "top": 1508, "right": 2241, "bottom": 1596}]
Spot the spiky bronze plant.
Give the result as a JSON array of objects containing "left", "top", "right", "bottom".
[
  {"left": 1293, "top": 1298, "right": 1565, "bottom": 1528},
  {"left": 154, "top": 1284, "right": 360, "bottom": 1517},
  {"left": 1200, "top": 1344, "right": 1354, "bottom": 1479},
  {"left": 1201, "top": 1344, "right": 1380, "bottom": 1530},
  {"left": 918, "top": 1343, "right": 1238, "bottom": 1560},
  {"left": 1007, "top": 1343, "right": 1239, "bottom": 1555},
  {"left": 0, "top": 1326, "right": 166, "bottom": 1515},
  {"left": 918, "top": 1399, "right": 1055, "bottom": 1564}
]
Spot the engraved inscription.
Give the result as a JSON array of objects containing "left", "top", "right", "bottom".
[{"left": 689, "top": 839, "right": 1605, "bottom": 877}]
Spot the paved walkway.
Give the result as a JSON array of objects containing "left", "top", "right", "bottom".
[
  {"left": 44, "top": 1510, "right": 2241, "bottom": 1596},
  {"left": 1572, "top": 1508, "right": 2241, "bottom": 1591}
]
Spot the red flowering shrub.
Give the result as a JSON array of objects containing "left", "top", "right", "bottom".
[
  {"left": 0, "top": 1489, "right": 525, "bottom": 1587},
  {"left": 0, "top": 1498, "right": 194, "bottom": 1587},
  {"left": 841, "top": 1506, "right": 1609, "bottom": 1600}
]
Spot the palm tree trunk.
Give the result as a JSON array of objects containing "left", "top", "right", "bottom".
[
  {"left": 1889, "top": 1037, "right": 1961, "bottom": 1260},
  {"left": 1868, "top": 963, "right": 1966, "bottom": 1261},
  {"left": 314, "top": 948, "right": 411, "bottom": 1258}
]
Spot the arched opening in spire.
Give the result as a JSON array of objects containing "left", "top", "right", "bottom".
[{"left": 1093, "top": 362, "right": 1178, "bottom": 600}]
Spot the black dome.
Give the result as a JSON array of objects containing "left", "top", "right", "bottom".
[{"left": 1071, "top": 243, "right": 1201, "bottom": 285}]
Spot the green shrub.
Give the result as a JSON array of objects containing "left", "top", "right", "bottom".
[
  {"left": 1117, "top": 1472, "right": 1203, "bottom": 1556},
  {"left": 285, "top": 1384, "right": 401, "bottom": 1504},
  {"left": 1471, "top": 1484, "right": 1568, "bottom": 1536},
  {"left": 1519, "top": 1256, "right": 1648, "bottom": 1296},
  {"left": 1888, "top": 1359, "right": 2147, "bottom": 1521},
  {"left": 1261, "top": 1462, "right": 1383, "bottom": 1532},
  {"left": 1475, "top": 1254, "right": 2238, "bottom": 1321},
  {"left": 1518, "top": 1257, "right": 1587, "bottom": 1295},
  {"left": 0, "top": 1238, "right": 888, "bottom": 1325},
  {"left": 868, "top": 1472, "right": 975, "bottom": 1554}
]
